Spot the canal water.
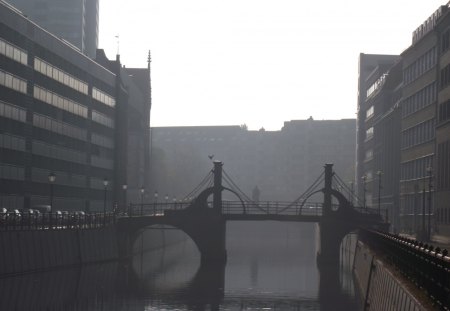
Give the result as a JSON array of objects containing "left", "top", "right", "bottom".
[{"left": 0, "top": 222, "right": 360, "bottom": 310}]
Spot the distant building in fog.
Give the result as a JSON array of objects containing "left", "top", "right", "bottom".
[
  {"left": 5, "top": 0, "right": 98, "bottom": 58},
  {"left": 149, "top": 119, "right": 355, "bottom": 202},
  {"left": 0, "top": 1, "right": 150, "bottom": 211}
]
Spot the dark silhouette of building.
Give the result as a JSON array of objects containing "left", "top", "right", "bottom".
[
  {"left": 149, "top": 119, "right": 355, "bottom": 202},
  {"left": 5, "top": 0, "right": 99, "bottom": 58},
  {"left": 0, "top": 1, "right": 151, "bottom": 211}
]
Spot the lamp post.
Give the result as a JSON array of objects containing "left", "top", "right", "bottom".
[
  {"left": 349, "top": 181, "right": 354, "bottom": 205},
  {"left": 48, "top": 172, "right": 56, "bottom": 213},
  {"left": 165, "top": 194, "right": 169, "bottom": 204},
  {"left": 173, "top": 197, "right": 177, "bottom": 209},
  {"left": 122, "top": 184, "right": 127, "bottom": 213},
  {"left": 362, "top": 175, "right": 367, "bottom": 210},
  {"left": 48, "top": 172, "right": 56, "bottom": 228},
  {"left": 140, "top": 186, "right": 145, "bottom": 215},
  {"left": 376, "top": 170, "right": 383, "bottom": 216},
  {"left": 103, "top": 178, "right": 108, "bottom": 224},
  {"left": 427, "top": 167, "right": 433, "bottom": 241},
  {"left": 154, "top": 191, "right": 158, "bottom": 215}
]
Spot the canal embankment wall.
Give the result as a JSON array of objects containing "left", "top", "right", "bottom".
[
  {"left": 0, "top": 226, "right": 118, "bottom": 276},
  {"left": 353, "top": 239, "right": 432, "bottom": 310}
]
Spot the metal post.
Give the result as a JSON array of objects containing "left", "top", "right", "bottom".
[
  {"left": 48, "top": 172, "right": 56, "bottom": 229},
  {"left": 362, "top": 175, "right": 367, "bottom": 210},
  {"left": 122, "top": 184, "right": 127, "bottom": 214},
  {"left": 154, "top": 191, "right": 158, "bottom": 215},
  {"left": 103, "top": 178, "right": 108, "bottom": 225},
  {"left": 422, "top": 187, "right": 426, "bottom": 239},
  {"left": 377, "top": 170, "right": 382, "bottom": 216},
  {"left": 427, "top": 167, "right": 432, "bottom": 242},
  {"left": 140, "top": 187, "right": 145, "bottom": 216}
]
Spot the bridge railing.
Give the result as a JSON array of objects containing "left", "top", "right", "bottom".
[
  {"left": 222, "top": 201, "right": 324, "bottom": 216},
  {"left": 126, "top": 201, "right": 325, "bottom": 217},
  {"left": 0, "top": 212, "right": 115, "bottom": 231},
  {"left": 360, "top": 229, "right": 450, "bottom": 309}
]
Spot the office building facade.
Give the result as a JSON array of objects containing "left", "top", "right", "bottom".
[
  {"left": 0, "top": 1, "right": 150, "bottom": 212},
  {"left": 5, "top": 0, "right": 99, "bottom": 58}
]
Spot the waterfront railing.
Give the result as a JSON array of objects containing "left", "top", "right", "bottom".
[
  {"left": 0, "top": 212, "right": 115, "bottom": 230},
  {"left": 360, "top": 229, "right": 450, "bottom": 310}
]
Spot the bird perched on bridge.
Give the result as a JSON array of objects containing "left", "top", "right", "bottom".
[{"left": 208, "top": 154, "right": 214, "bottom": 160}]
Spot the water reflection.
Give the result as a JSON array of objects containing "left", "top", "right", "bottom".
[{"left": 0, "top": 222, "right": 360, "bottom": 310}]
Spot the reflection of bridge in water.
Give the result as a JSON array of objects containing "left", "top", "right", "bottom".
[{"left": 117, "top": 162, "right": 387, "bottom": 267}]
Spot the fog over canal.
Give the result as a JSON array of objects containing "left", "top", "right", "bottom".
[{"left": 0, "top": 221, "right": 359, "bottom": 310}]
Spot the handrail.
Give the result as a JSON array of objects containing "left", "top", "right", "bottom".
[
  {"left": 0, "top": 212, "right": 115, "bottom": 231},
  {"left": 359, "top": 229, "right": 450, "bottom": 309}
]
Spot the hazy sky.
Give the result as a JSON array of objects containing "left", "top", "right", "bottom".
[{"left": 99, "top": 1, "right": 446, "bottom": 130}]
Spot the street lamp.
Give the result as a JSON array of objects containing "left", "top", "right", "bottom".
[
  {"left": 173, "top": 197, "right": 177, "bottom": 209},
  {"left": 48, "top": 172, "right": 56, "bottom": 213},
  {"left": 103, "top": 178, "right": 108, "bottom": 223},
  {"left": 122, "top": 184, "right": 127, "bottom": 213},
  {"left": 349, "top": 181, "right": 354, "bottom": 205},
  {"left": 362, "top": 175, "right": 367, "bottom": 210},
  {"left": 140, "top": 186, "right": 145, "bottom": 215},
  {"left": 165, "top": 194, "right": 169, "bottom": 204},
  {"left": 48, "top": 172, "right": 56, "bottom": 228},
  {"left": 427, "top": 167, "right": 433, "bottom": 241},
  {"left": 376, "top": 170, "right": 383, "bottom": 216},
  {"left": 154, "top": 191, "right": 158, "bottom": 215}
]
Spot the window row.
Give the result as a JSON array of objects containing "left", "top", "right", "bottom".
[
  {"left": 34, "top": 58, "right": 88, "bottom": 94},
  {"left": 92, "top": 87, "right": 115, "bottom": 107},
  {"left": 92, "top": 110, "right": 114, "bottom": 128},
  {"left": 33, "top": 85, "right": 88, "bottom": 118},
  {"left": 91, "top": 155, "right": 113, "bottom": 169},
  {"left": 400, "top": 155, "right": 433, "bottom": 181},
  {"left": 32, "top": 140, "right": 86, "bottom": 164},
  {"left": 366, "top": 106, "right": 374, "bottom": 120},
  {"left": 437, "top": 208, "right": 450, "bottom": 224},
  {"left": 366, "top": 74, "right": 387, "bottom": 99},
  {"left": 0, "top": 195, "right": 24, "bottom": 210},
  {"left": 403, "top": 47, "right": 437, "bottom": 85},
  {"left": 401, "top": 118, "right": 435, "bottom": 150},
  {"left": 91, "top": 133, "right": 114, "bottom": 149},
  {"left": 401, "top": 82, "right": 436, "bottom": 118},
  {"left": 440, "top": 63, "right": 450, "bottom": 90},
  {"left": 0, "top": 38, "right": 27, "bottom": 65},
  {"left": 0, "top": 133, "right": 26, "bottom": 152},
  {"left": 33, "top": 113, "right": 87, "bottom": 141},
  {"left": 365, "top": 149, "right": 373, "bottom": 161},
  {"left": 0, "top": 164, "right": 25, "bottom": 181},
  {"left": 442, "top": 28, "right": 450, "bottom": 53},
  {"left": 439, "top": 100, "right": 450, "bottom": 124},
  {"left": 0, "top": 69, "right": 27, "bottom": 94},
  {"left": 437, "top": 140, "right": 450, "bottom": 191},
  {"left": 366, "top": 127, "right": 374, "bottom": 140},
  {"left": 31, "top": 168, "right": 86, "bottom": 188},
  {"left": 0, "top": 100, "right": 26, "bottom": 122},
  {"left": 399, "top": 192, "right": 433, "bottom": 215}
]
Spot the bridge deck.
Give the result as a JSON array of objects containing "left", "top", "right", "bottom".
[{"left": 224, "top": 214, "right": 321, "bottom": 222}]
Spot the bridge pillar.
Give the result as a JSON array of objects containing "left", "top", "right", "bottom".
[
  {"left": 317, "top": 219, "right": 351, "bottom": 268},
  {"left": 213, "top": 161, "right": 223, "bottom": 214},
  {"left": 176, "top": 209, "right": 227, "bottom": 264},
  {"left": 323, "top": 163, "right": 333, "bottom": 216}
]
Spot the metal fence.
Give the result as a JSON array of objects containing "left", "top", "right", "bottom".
[
  {"left": 126, "top": 200, "right": 327, "bottom": 217},
  {"left": 360, "top": 229, "right": 450, "bottom": 310},
  {"left": 0, "top": 212, "right": 116, "bottom": 231}
]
